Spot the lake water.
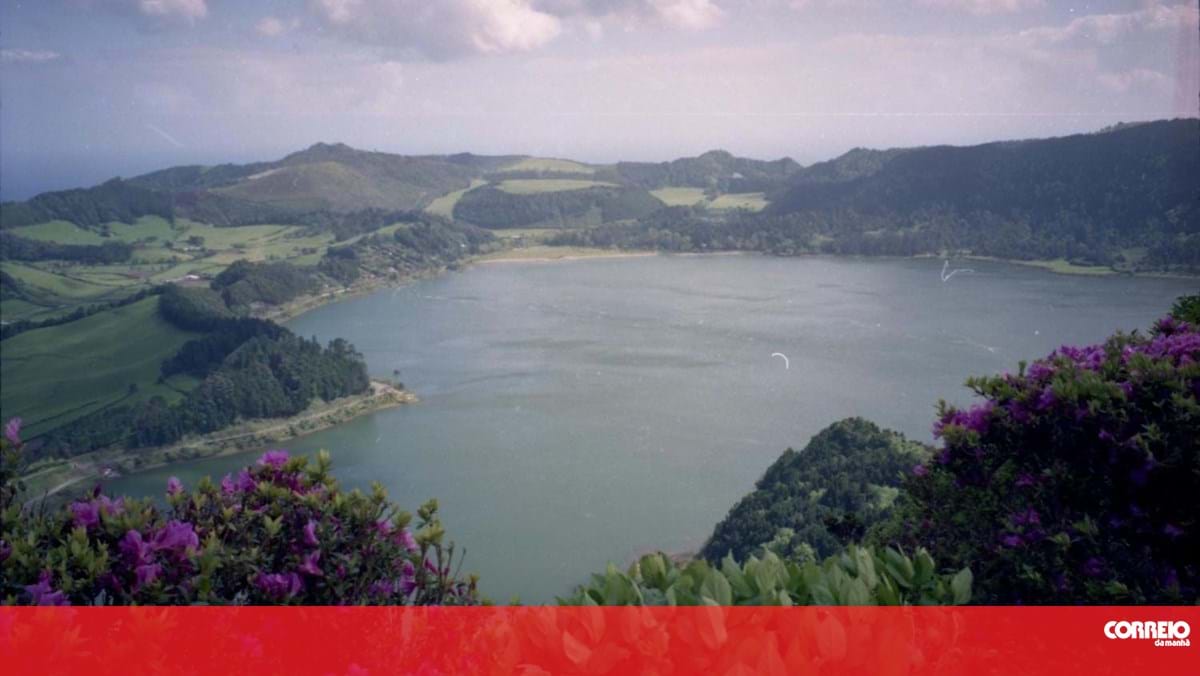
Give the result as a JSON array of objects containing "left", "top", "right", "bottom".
[{"left": 104, "top": 255, "right": 1195, "bottom": 601}]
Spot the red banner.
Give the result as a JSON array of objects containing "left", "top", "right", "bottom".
[{"left": 1, "top": 606, "right": 1195, "bottom": 675}]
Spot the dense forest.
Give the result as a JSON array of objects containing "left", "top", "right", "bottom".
[
  {"left": 0, "top": 232, "right": 134, "bottom": 264},
  {"left": 617, "top": 149, "right": 801, "bottom": 193},
  {"left": 452, "top": 185, "right": 662, "bottom": 229},
  {"left": 700, "top": 418, "right": 927, "bottom": 563},
  {"left": 0, "top": 179, "right": 174, "bottom": 229},
  {"left": 552, "top": 120, "right": 1200, "bottom": 270},
  {"left": 30, "top": 285, "right": 369, "bottom": 460}
]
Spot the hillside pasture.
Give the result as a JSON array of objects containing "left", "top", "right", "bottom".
[
  {"left": 425, "top": 179, "right": 486, "bottom": 218},
  {"left": 498, "top": 158, "right": 595, "bottom": 175},
  {"left": 706, "top": 192, "right": 770, "bottom": 211},
  {"left": 0, "top": 296, "right": 200, "bottom": 438},
  {"left": 496, "top": 179, "right": 618, "bottom": 194},
  {"left": 649, "top": 187, "right": 707, "bottom": 206}
]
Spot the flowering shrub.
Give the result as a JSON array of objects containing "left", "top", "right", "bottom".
[
  {"left": 0, "top": 424, "right": 478, "bottom": 606},
  {"left": 563, "top": 546, "right": 971, "bottom": 606},
  {"left": 879, "top": 315, "right": 1199, "bottom": 603}
]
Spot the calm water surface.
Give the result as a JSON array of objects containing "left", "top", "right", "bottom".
[{"left": 105, "top": 255, "right": 1195, "bottom": 601}]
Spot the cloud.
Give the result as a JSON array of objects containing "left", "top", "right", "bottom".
[
  {"left": 1018, "top": 3, "right": 1198, "bottom": 46},
  {"left": 648, "top": 0, "right": 724, "bottom": 29},
  {"left": 256, "top": 16, "right": 300, "bottom": 38},
  {"left": 1096, "top": 68, "right": 1170, "bottom": 94},
  {"left": 136, "top": 0, "right": 207, "bottom": 21},
  {"left": 1, "top": 49, "right": 63, "bottom": 64},
  {"left": 310, "top": 0, "right": 563, "bottom": 58},
  {"left": 916, "top": 0, "right": 1041, "bottom": 14}
]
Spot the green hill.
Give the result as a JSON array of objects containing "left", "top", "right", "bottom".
[
  {"left": 0, "top": 296, "right": 200, "bottom": 438},
  {"left": 700, "top": 418, "right": 927, "bottom": 564}
]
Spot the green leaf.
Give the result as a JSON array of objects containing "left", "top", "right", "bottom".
[
  {"left": 700, "top": 569, "right": 733, "bottom": 606},
  {"left": 853, "top": 546, "right": 878, "bottom": 589},
  {"left": 950, "top": 568, "right": 973, "bottom": 605}
]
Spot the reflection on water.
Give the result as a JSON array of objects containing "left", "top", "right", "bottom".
[{"left": 105, "top": 255, "right": 1191, "bottom": 602}]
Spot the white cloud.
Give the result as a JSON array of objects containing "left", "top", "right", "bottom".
[
  {"left": 137, "top": 0, "right": 207, "bottom": 21},
  {"left": 1096, "top": 68, "right": 1170, "bottom": 94},
  {"left": 916, "top": 0, "right": 1042, "bottom": 14},
  {"left": 256, "top": 16, "right": 300, "bottom": 38},
  {"left": 649, "top": 0, "right": 724, "bottom": 30},
  {"left": 310, "top": 0, "right": 563, "bottom": 58},
  {"left": 1019, "top": 3, "right": 1198, "bottom": 46},
  {"left": 1, "top": 49, "right": 63, "bottom": 64}
]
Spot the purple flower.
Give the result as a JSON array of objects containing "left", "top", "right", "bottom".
[
  {"left": 166, "top": 476, "right": 183, "bottom": 496},
  {"left": 4, "top": 417, "right": 21, "bottom": 445},
  {"left": 120, "top": 530, "right": 154, "bottom": 567},
  {"left": 303, "top": 520, "right": 319, "bottom": 547},
  {"left": 1082, "top": 557, "right": 1106, "bottom": 578},
  {"left": 97, "top": 495, "right": 125, "bottom": 517},
  {"left": 1163, "top": 524, "right": 1184, "bottom": 538},
  {"left": 299, "top": 550, "right": 323, "bottom": 577},
  {"left": 1000, "top": 534, "right": 1023, "bottom": 548},
  {"left": 134, "top": 563, "right": 162, "bottom": 591},
  {"left": 1026, "top": 361, "right": 1053, "bottom": 381},
  {"left": 153, "top": 520, "right": 199, "bottom": 556},
  {"left": 221, "top": 473, "right": 236, "bottom": 495},
  {"left": 0, "top": 539, "right": 10, "bottom": 564},
  {"left": 1011, "top": 508, "right": 1040, "bottom": 526},
  {"left": 255, "top": 572, "right": 303, "bottom": 600},
  {"left": 236, "top": 470, "right": 256, "bottom": 492},
  {"left": 1015, "top": 473, "right": 1035, "bottom": 488},
  {"left": 398, "top": 528, "right": 418, "bottom": 554},
  {"left": 70, "top": 500, "right": 100, "bottom": 529},
  {"left": 1035, "top": 386, "right": 1056, "bottom": 411},
  {"left": 25, "top": 571, "right": 68, "bottom": 606},
  {"left": 258, "top": 450, "right": 290, "bottom": 469},
  {"left": 399, "top": 561, "right": 417, "bottom": 595},
  {"left": 911, "top": 464, "right": 928, "bottom": 477}
]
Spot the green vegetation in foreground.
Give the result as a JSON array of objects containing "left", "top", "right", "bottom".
[
  {"left": 499, "top": 157, "right": 596, "bottom": 174},
  {"left": 564, "top": 546, "right": 970, "bottom": 606},
  {"left": 424, "top": 179, "right": 486, "bottom": 218},
  {"left": 0, "top": 296, "right": 200, "bottom": 437},
  {"left": 495, "top": 179, "right": 619, "bottom": 194}
]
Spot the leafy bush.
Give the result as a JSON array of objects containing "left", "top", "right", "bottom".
[
  {"left": 562, "top": 546, "right": 971, "bottom": 606},
  {"left": 1, "top": 425, "right": 478, "bottom": 606},
  {"left": 876, "top": 316, "right": 1199, "bottom": 603}
]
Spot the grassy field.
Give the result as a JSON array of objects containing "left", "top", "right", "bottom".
[
  {"left": 650, "top": 187, "right": 707, "bottom": 206},
  {"left": 707, "top": 192, "right": 769, "bottom": 211},
  {"left": 1, "top": 219, "right": 327, "bottom": 322},
  {"left": 425, "top": 179, "right": 486, "bottom": 218},
  {"left": 11, "top": 220, "right": 108, "bottom": 244},
  {"left": 498, "top": 157, "right": 595, "bottom": 174},
  {"left": 0, "top": 296, "right": 201, "bottom": 437},
  {"left": 496, "top": 179, "right": 617, "bottom": 194}
]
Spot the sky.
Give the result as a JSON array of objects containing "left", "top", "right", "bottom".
[{"left": 1, "top": 0, "right": 1197, "bottom": 199}]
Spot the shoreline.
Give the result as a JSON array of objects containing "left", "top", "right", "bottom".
[
  {"left": 17, "top": 244, "right": 1193, "bottom": 497},
  {"left": 20, "top": 380, "right": 414, "bottom": 503}
]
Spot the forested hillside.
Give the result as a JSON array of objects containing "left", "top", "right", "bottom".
[
  {"left": 700, "top": 418, "right": 926, "bottom": 563},
  {"left": 552, "top": 119, "right": 1200, "bottom": 271}
]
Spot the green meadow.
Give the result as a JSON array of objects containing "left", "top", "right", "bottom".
[
  {"left": 425, "top": 179, "right": 486, "bottom": 218},
  {"left": 649, "top": 187, "right": 708, "bottom": 206},
  {"left": 707, "top": 192, "right": 769, "bottom": 211},
  {"left": 0, "top": 296, "right": 200, "bottom": 438},
  {"left": 495, "top": 179, "right": 617, "bottom": 194},
  {"left": 498, "top": 157, "right": 595, "bottom": 174}
]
